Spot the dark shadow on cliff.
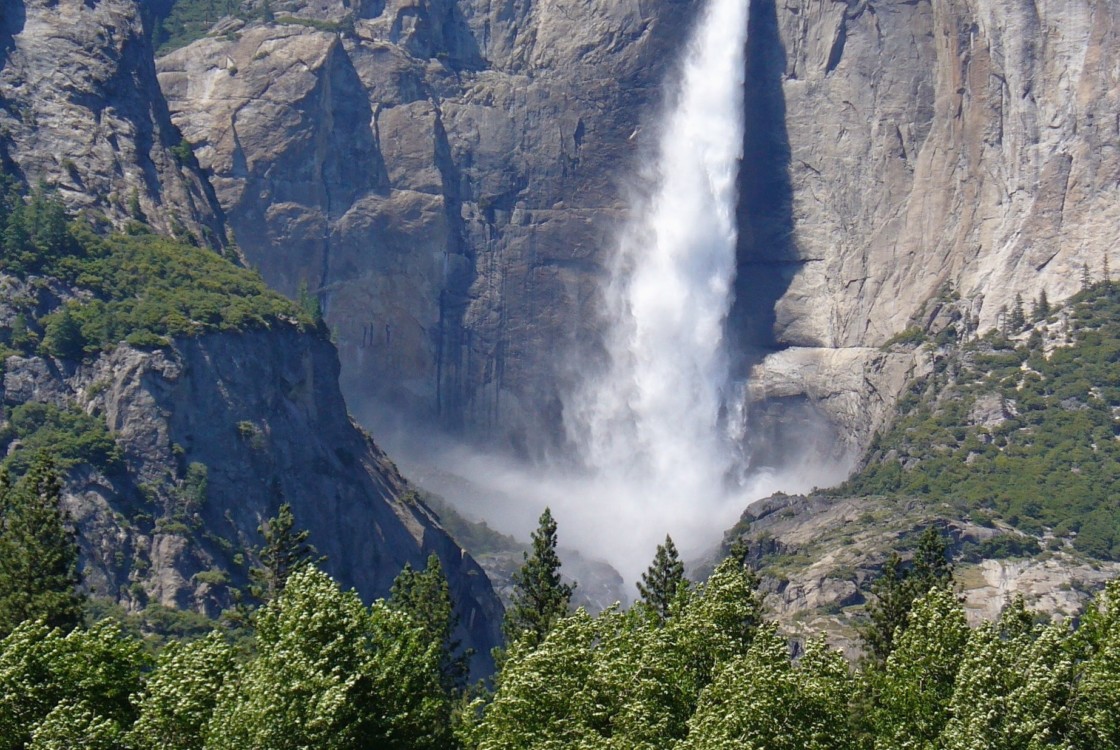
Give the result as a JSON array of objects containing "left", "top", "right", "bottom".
[
  {"left": 727, "top": 0, "right": 839, "bottom": 474},
  {"left": 728, "top": 0, "right": 794, "bottom": 375},
  {"left": 0, "top": 0, "right": 25, "bottom": 71}
]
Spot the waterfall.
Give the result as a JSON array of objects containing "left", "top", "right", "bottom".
[{"left": 566, "top": 0, "right": 751, "bottom": 535}]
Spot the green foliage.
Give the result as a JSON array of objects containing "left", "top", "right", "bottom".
[
  {"left": 207, "top": 566, "right": 448, "bottom": 750},
  {"left": 470, "top": 557, "right": 765, "bottom": 749},
  {"left": 502, "top": 507, "right": 574, "bottom": 650},
  {"left": 682, "top": 630, "right": 854, "bottom": 750},
  {"left": 247, "top": 502, "right": 321, "bottom": 604},
  {"left": 0, "top": 403, "right": 121, "bottom": 476},
  {"left": 153, "top": 0, "right": 246, "bottom": 54},
  {"left": 861, "top": 526, "right": 954, "bottom": 663},
  {"left": 870, "top": 588, "right": 969, "bottom": 748},
  {"left": 637, "top": 534, "right": 688, "bottom": 623},
  {"left": 390, "top": 554, "right": 469, "bottom": 699},
  {"left": 0, "top": 176, "right": 314, "bottom": 362},
  {"left": 839, "top": 282, "right": 1120, "bottom": 559},
  {"left": 0, "top": 457, "right": 84, "bottom": 637},
  {"left": 0, "top": 619, "right": 146, "bottom": 750},
  {"left": 128, "top": 632, "right": 235, "bottom": 750}
]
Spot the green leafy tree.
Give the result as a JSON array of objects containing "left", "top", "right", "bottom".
[
  {"left": 939, "top": 609, "right": 1075, "bottom": 750},
  {"left": 40, "top": 304, "right": 87, "bottom": 360},
  {"left": 207, "top": 566, "right": 446, "bottom": 750},
  {"left": 0, "top": 456, "right": 84, "bottom": 637},
  {"left": 248, "top": 502, "right": 320, "bottom": 603},
  {"left": 127, "top": 631, "right": 235, "bottom": 750},
  {"left": 1071, "top": 579, "right": 1120, "bottom": 749},
  {"left": 502, "top": 507, "right": 574, "bottom": 649},
  {"left": 871, "top": 587, "right": 969, "bottom": 749},
  {"left": 0, "top": 619, "right": 146, "bottom": 750},
  {"left": 637, "top": 534, "right": 687, "bottom": 623},
  {"left": 682, "top": 629, "right": 854, "bottom": 750},
  {"left": 615, "top": 557, "right": 762, "bottom": 748}
]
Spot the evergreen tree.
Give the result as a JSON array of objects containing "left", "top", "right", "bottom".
[
  {"left": 1009, "top": 293, "right": 1027, "bottom": 331},
  {"left": 502, "top": 507, "right": 574, "bottom": 649},
  {"left": 911, "top": 524, "right": 954, "bottom": 592},
  {"left": 1082, "top": 263, "right": 1093, "bottom": 290},
  {"left": 390, "top": 554, "right": 470, "bottom": 694},
  {"left": 248, "top": 502, "right": 320, "bottom": 603},
  {"left": 861, "top": 554, "right": 911, "bottom": 664},
  {"left": 1033, "top": 289, "right": 1051, "bottom": 321},
  {"left": 0, "top": 456, "right": 84, "bottom": 637},
  {"left": 862, "top": 526, "right": 954, "bottom": 663},
  {"left": 637, "top": 534, "right": 687, "bottom": 623}
]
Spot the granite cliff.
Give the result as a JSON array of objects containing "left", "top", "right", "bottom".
[
  {"left": 156, "top": 0, "right": 698, "bottom": 453},
  {"left": 154, "top": 0, "right": 1120, "bottom": 465},
  {"left": 0, "top": 0, "right": 226, "bottom": 245},
  {"left": 739, "top": 0, "right": 1120, "bottom": 458}
]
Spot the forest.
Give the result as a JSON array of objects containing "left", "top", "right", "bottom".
[{"left": 1, "top": 477, "right": 1119, "bottom": 749}]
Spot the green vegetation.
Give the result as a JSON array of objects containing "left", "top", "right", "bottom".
[
  {"left": 151, "top": 1, "right": 353, "bottom": 55},
  {"left": 152, "top": 0, "right": 247, "bottom": 55},
  {"left": 0, "top": 403, "right": 121, "bottom": 476},
  {"left": 838, "top": 281, "right": 1120, "bottom": 559},
  {"left": 0, "top": 456, "right": 84, "bottom": 638},
  {"left": 0, "top": 176, "right": 316, "bottom": 362},
  {"left": 636, "top": 533, "right": 687, "bottom": 622},
  {"left": 0, "top": 504, "right": 1119, "bottom": 749},
  {"left": 501, "top": 507, "right": 574, "bottom": 650}
]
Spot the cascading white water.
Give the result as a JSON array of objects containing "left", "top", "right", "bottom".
[{"left": 564, "top": 0, "right": 752, "bottom": 555}]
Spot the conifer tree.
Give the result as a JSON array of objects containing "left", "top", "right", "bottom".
[
  {"left": 1009, "top": 293, "right": 1027, "bottom": 331},
  {"left": 637, "top": 534, "right": 686, "bottom": 622},
  {"left": 248, "top": 502, "right": 320, "bottom": 603},
  {"left": 0, "top": 455, "right": 84, "bottom": 637},
  {"left": 502, "top": 507, "right": 573, "bottom": 649},
  {"left": 390, "top": 554, "right": 470, "bottom": 693},
  {"left": 1033, "top": 289, "right": 1051, "bottom": 321},
  {"left": 862, "top": 526, "right": 954, "bottom": 663}
]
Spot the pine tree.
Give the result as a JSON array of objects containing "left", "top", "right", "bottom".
[
  {"left": 1033, "top": 289, "right": 1051, "bottom": 321},
  {"left": 248, "top": 503, "right": 320, "bottom": 603},
  {"left": 862, "top": 526, "right": 954, "bottom": 664},
  {"left": 1009, "top": 293, "right": 1027, "bottom": 331},
  {"left": 862, "top": 553, "right": 911, "bottom": 664},
  {"left": 502, "top": 507, "right": 574, "bottom": 649},
  {"left": 637, "top": 534, "right": 686, "bottom": 623},
  {"left": 390, "top": 554, "right": 470, "bottom": 694},
  {"left": 911, "top": 525, "right": 953, "bottom": 592},
  {"left": 0, "top": 455, "right": 84, "bottom": 637},
  {"left": 1082, "top": 263, "right": 1093, "bottom": 290}
]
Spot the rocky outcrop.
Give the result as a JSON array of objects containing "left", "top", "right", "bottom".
[
  {"left": 738, "top": 0, "right": 1120, "bottom": 455},
  {"left": 0, "top": 0, "right": 225, "bottom": 244},
  {"left": 156, "top": 0, "right": 696, "bottom": 453},
  {"left": 720, "top": 493, "right": 1120, "bottom": 658},
  {"left": 0, "top": 288, "right": 503, "bottom": 673}
]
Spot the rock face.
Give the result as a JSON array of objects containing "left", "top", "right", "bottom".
[
  {"left": 155, "top": 0, "right": 1120, "bottom": 461},
  {"left": 0, "top": 283, "right": 503, "bottom": 672},
  {"left": 157, "top": 0, "right": 697, "bottom": 453},
  {"left": 0, "top": 0, "right": 226, "bottom": 243},
  {"left": 737, "top": 0, "right": 1120, "bottom": 455},
  {"left": 719, "top": 493, "right": 1120, "bottom": 659}
]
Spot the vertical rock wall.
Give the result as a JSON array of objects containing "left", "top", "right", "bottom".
[{"left": 0, "top": 0, "right": 226, "bottom": 244}]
